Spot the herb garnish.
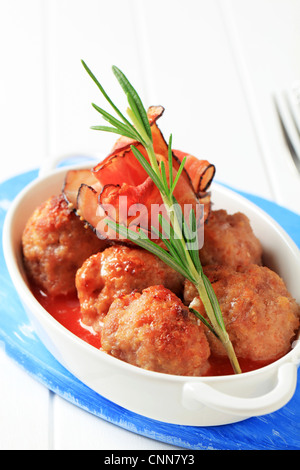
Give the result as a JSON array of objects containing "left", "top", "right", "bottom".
[{"left": 82, "top": 60, "right": 242, "bottom": 374}]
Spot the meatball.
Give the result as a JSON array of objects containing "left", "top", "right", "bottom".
[
  {"left": 200, "top": 210, "right": 263, "bottom": 269},
  {"left": 22, "top": 194, "right": 107, "bottom": 296},
  {"left": 75, "top": 245, "right": 184, "bottom": 330},
  {"left": 101, "top": 285, "right": 211, "bottom": 376},
  {"left": 185, "top": 264, "right": 300, "bottom": 362}
]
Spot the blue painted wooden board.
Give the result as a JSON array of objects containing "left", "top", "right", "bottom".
[{"left": 1, "top": 168, "right": 300, "bottom": 450}]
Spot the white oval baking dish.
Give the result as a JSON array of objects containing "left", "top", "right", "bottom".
[{"left": 2, "top": 160, "right": 300, "bottom": 426}]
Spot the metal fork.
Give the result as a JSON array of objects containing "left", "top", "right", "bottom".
[{"left": 273, "top": 82, "right": 300, "bottom": 173}]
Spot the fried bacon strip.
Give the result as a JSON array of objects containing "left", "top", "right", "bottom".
[
  {"left": 62, "top": 169, "right": 101, "bottom": 209},
  {"left": 62, "top": 106, "right": 215, "bottom": 242},
  {"left": 76, "top": 182, "right": 160, "bottom": 244},
  {"left": 173, "top": 149, "right": 215, "bottom": 194}
]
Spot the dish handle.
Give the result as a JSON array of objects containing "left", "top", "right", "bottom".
[{"left": 182, "top": 361, "right": 298, "bottom": 418}]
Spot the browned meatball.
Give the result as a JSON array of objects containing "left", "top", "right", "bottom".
[
  {"left": 200, "top": 210, "right": 263, "bottom": 269},
  {"left": 22, "top": 194, "right": 107, "bottom": 296},
  {"left": 75, "top": 245, "right": 184, "bottom": 331},
  {"left": 101, "top": 285, "right": 211, "bottom": 376},
  {"left": 185, "top": 264, "right": 300, "bottom": 362}
]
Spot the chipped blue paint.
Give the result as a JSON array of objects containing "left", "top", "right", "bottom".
[{"left": 1, "top": 168, "right": 300, "bottom": 450}]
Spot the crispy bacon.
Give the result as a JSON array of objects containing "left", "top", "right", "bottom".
[
  {"left": 62, "top": 169, "right": 101, "bottom": 210},
  {"left": 61, "top": 106, "right": 215, "bottom": 242},
  {"left": 173, "top": 149, "right": 216, "bottom": 194},
  {"left": 76, "top": 182, "right": 163, "bottom": 245},
  {"left": 92, "top": 107, "right": 200, "bottom": 212},
  {"left": 105, "top": 105, "right": 165, "bottom": 158},
  {"left": 198, "top": 191, "right": 212, "bottom": 222},
  {"left": 76, "top": 183, "right": 114, "bottom": 240}
]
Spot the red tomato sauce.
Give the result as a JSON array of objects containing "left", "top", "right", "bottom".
[
  {"left": 33, "top": 287, "right": 101, "bottom": 349},
  {"left": 32, "top": 286, "right": 273, "bottom": 376}
]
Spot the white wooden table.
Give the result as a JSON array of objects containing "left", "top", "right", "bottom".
[{"left": 1, "top": 0, "right": 299, "bottom": 450}]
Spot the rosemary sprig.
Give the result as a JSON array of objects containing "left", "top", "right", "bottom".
[{"left": 82, "top": 60, "right": 242, "bottom": 374}]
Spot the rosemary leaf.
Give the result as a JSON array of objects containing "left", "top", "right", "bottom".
[
  {"left": 168, "top": 135, "right": 173, "bottom": 189},
  {"left": 170, "top": 156, "right": 187, "bottom": 196},
  {"left": 150, "top": 225, "right": 187, "bottom": 268},
  {"left": 202, "top": 273, "right": 226, "bottom": 331},
  {"left": 126, "top": 95, "right": 150, "bottom": 145},
  {"left": 189, "top": 307, "right": 220, "bottom": 338},
  {"left": 158, "top": 213, "right": 190, "bottom": 266},
  {"left": 105, "top": 219, "right": 193, "bottom": 281},
  {"left": 90, "top": 125, "right": 137, "bottom": 140},
  {"left": 130, "top": 145, "right": 166, "bottom": 194},
  {"left": 81, "top": 60, "right": 136, "bottom": 135},
  {"left": 112, "top": 66, "right": 152, "bottom": 142},
  {"left": 186, "top": 209, "right": 203, "bottom": 273},
  {"left": 160, "top": 161, "right": 169, "bottom": 195},
  {"left": 91, "top": 103, "right": 140, "bottom": 140}
]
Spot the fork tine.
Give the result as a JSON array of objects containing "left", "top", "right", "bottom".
[
  {"left": 286, "top": 86, "right": 300, "bottom": 137},
  {"left": 292, "top": 80, "right": 300, "bottom": 106},
  {"left": 273, "top": 92, "right": 300, "bottom": 173}
]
